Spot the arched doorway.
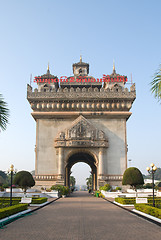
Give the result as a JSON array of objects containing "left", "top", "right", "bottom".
[{"left": 65, "top": 152, "right": 97, "bottom": 190}]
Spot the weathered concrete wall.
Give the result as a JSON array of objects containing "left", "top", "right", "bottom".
[
  {"left": 36, "top": 116, "right": 127, "bottom": 178},
  {"left": 90, "top": 118, "right": 127, "bottom": 175}
]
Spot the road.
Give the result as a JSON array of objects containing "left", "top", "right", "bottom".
[{"left": 1, "top": 191, "right": 161, "bottom": 240}]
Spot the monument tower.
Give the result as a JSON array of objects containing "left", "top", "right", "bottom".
[{"left": 27, "top": 57, "right": 136, "bottom": 190}]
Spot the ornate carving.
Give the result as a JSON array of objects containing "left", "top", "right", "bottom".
[{"left": 55, "top": 115, "right": 108, "bottom": 148}]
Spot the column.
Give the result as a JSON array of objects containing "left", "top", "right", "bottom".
[
  {"left": 98, "top": 148, "right": 104, "bottom": 179},
  {"left": 93, "top": 172, "right": 96, "bottom": 191},
  {"left": 58, "top": 147, "right": 64, "bottom": 179}
]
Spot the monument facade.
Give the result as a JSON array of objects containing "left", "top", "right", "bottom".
[{"left": 27, "top": 57, "right": 136, "bottom": 190}]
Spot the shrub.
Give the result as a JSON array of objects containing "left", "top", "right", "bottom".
[
  {"left": 13, "top": 171, "right": 35, "bottom": 194},
  {"left": 2, "top": 183, "right": 9, "bottom": 189},
  {"left": 31, "top": 197, "right": 47, "bottom": 204},
  {"left": 115, "top": 197, "right": 135, "bottom": 205},
  {"left": 61, "top": 186, "right": 70, "bottom": 196},
  {"left": 135, "top": 204, "right": 161, "bottom": 219},
  {"left": 0, "top": 197, "right": 48, "bottom": 205},
  {"left": 116, "top": 187, "right": 122, "bottom": 191},
  {"left": 122, "top": 167, "right": 144, "bottom": 189},
  {"left": 51, "top": 185, "right": 69, "bottom": 196},
  {"left": 94, "top": 190, "right": 101, "bottom": 197},
  {"left": 144, "top": 183, "right": 153, "bottom": 189},
  {"left": 51, "top": 184, "right": 64, "bottom": 192},
  {"left": 99, "top": 193, "right": 105, "bottom": 198},
  {"left": 100, "top": 184, "right": 111, "bottom": 191},
  {"left": 0, "top": 197, "right": 21, "bottom": 204},
  {"left": 46, "top": 189, "right": 51, "bottom": 192},
  {"left": 157, "top": 182, "right": 161, "bottom": 187},
  {"left": 0, "top": 204, "right": 28, "bottom": 220},
  {"left": 115, "top": 197, "right": 161, "bottom": 205}
]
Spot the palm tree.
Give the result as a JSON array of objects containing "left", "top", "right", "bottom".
[
  {"left": 70, "top": 176, "right": 76, "bottom": 187},
  {"left": 86, "top": 174, "right": 92, "bottom": 190},
  {"left": 150, "top": 65, "right": 161, "bottom": 100},
  {"left": 0, "top": 94, "right": 9, "bottom": 131}
]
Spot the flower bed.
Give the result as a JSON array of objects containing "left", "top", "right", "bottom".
[{"left": 0, "top": 204, "right": 28, "bottom": 220}]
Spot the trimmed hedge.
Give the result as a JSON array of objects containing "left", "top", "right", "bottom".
[
  {"left": 0, "top": 198, "right": 20, "bottom": 204},
  {"left": 0, "top": 203, "right": 11, "bottom": 209},
  {"left": 0, "top": 197, "right": 48, "bottom": 205},
  {"left": 115, "top": 198, "right": 135, "bottom": 205},
  {"left": 0, "top": 204, "right": 28, "bottom": 220},
  {"left": 135, "top": 204, "right": 161, "bottom": 219},
  {"left": 31, "top": 198, "right": 47, "bottom": 204},
  {"left": 115, "top": 197, "right": 161, "bottom": 205},
  {"left": 122, "top": 167, "right": 144, "bottom": 187}
]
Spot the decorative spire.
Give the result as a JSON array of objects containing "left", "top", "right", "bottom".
[
  {"left": 80, "top": 55, "right": 82, "bottom": 63},
  {"left": 113, "top": 60, "right": 116, "bottom": 73},
  {"left": 47, "top": 62, "right": 50, "bottom": 74}
]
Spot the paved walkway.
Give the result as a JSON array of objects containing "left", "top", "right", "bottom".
[{"left": 1, "top": 191, "right": 161, "bottom": 240}]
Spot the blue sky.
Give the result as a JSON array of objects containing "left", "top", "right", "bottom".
[{"left": 0, "top": 0, "right": 161, "bottom": 185}]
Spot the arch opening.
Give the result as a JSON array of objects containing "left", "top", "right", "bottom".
[
  {"left": 65, "top": 152, "right": 97, "bottom": 190},
  {"left": 71, "top": 163, "right": 91, "bottom": 190}
]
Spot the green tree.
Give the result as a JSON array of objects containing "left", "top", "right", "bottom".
[
  {"left": 0, "top": 170, "right": 10, "bottom": 188},
  {"left": 0, "top": 176, "right": 5, "bottom": 186},
  {"left": 13, "top": 171, "right": 35, "bottom": 194},
  {"left": 122, "top": 167, "right": 144, "bottom": 190},
  {"left": 0, "top": 94, "right": 9, "bottom": 131},
  {"left": 100, "top": 184, "right": 111, "bottom": 191},
  {"left": 150, "top": 65, "right": 161, "bottom": 100},
  {"left": 70, "top": 176, "right": 76, "bottom": 188},
  {"left": 144, "top": 168, "right": 161, "bottom": 180},
  {"left": 86, "top": 174, "right": 92, "bottom": 190},
  {"left": 0, "top": 170, "right": 7, "bottom": 181}
]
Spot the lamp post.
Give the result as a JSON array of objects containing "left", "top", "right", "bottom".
[
  {"left": 146, "top": 163, "right": 157, "bottom": 207},
  {"left": 10, "top": 164, "right": 14, "bottom": 206},
  {"left": 128, "top": 159, "right": 132, "bottom": 167}
]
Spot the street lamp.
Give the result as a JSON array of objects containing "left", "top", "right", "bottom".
[
  {"left": 10, "top": 164, "right": 14, "bottom": 206},
  {"left": 146, "top": 163, "right": 157, "bottom": 207},
  {"left": 128, "top": 159, "right": 132, "bottom": 167}
]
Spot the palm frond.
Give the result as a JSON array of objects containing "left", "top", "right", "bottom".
[
  {"left": 0, "top": 94, "right": 9, "bottom": 131},
  {"left": 150, "top": 65, "right": 161, "bottom": 100}
]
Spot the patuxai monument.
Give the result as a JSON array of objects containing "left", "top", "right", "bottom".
[{"left": 27, "top": 57, "right": 136, "bottom": 190}]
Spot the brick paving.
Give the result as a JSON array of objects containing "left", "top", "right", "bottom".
[{"left": 1, "top": 191, "right": 161, "bottom": 240}]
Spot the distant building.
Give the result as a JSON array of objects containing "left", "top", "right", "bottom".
[{"left": 144, "top": 179, "right": 160, "bottom": 184}]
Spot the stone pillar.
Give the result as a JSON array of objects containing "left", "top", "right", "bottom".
[
  {"left": 58, "top": 147, "right": 64, "bottom": 179},
  {"left": 93, "top": 172, "right": 96, "bottom": 191},
  {"left": 98, "top": 148, "right": 104, "bottom": 179},
  {"left": 65, "top": 167, "right": 69, "bottom": 187}
]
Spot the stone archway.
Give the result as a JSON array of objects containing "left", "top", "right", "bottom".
[
  {"left": 54, "top": 115, "right": 108, "bottom": 188},
  {"left": 65, "top": 151, "right": 97, "bottom": 190}
]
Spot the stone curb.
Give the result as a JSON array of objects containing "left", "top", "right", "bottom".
[
  {"left": 0, "top": 209, "right": 32, "bottom": 228},
  {"left": 30, "top": 201, "right": 49, "bottom": 207},
  {"left": 133, "top": 209, "right": 161, "bottom": 224},
  {"left": 113, "top": 201, "right": 134, "bottom": 207}
]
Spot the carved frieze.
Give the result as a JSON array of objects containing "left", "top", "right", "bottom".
[
  {"left": 55, "top": 115, "right": 108, "bottom": 148},
  {"left": 27, "top": 84, "right": 136, "bottom": 112},
  {"left": 99, "top": 175, "right": 123, "bottom": 181}
]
